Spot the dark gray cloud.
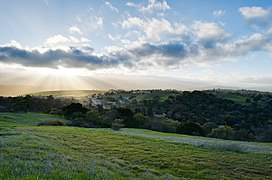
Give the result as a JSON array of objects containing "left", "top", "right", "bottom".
[
  {"left": 0, "top": 41, "right": 198, "bottom": 70},
  {"left": 0, "top": 46, "right": 122, "bottom": 70},
  {"left": 125, "top": 42, "right": 199, "bottom": 66}
]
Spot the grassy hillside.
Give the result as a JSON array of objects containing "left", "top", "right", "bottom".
[
  {"left": 1, "top": 113, "right": 272, "bottom": 179},
  {"left": 0, "top": 113, "right": 67, "bottom": 126},
  {"left": 214, "top": 91, "right": 248, "bottom": 105}
]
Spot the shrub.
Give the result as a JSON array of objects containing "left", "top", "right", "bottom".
[
  {"left": 177, "top": 121, "right": 204, "bottom": 136},
  {"left": 86, "top": 109, "right": 102, "bottom": 127},
  {"left": 202, "top": 122, "right": 218, "bottom": 135},
  {"left": 208, "top": 126, "right": 234, "bottom": 139},
  {"left": 38, "top": 120, "right": 66, "bottom": 126},
  {"left": 133, "top": 113, "right": 150, "bottom": 128},
  {"left": 48, "top": 108, "right": 62, "bottom": 115},
  {"left": 255, "top": 126, "right": 272, "bottom": 142},
  {"left": 111, "top": 119, "right": 125, "bottom": 131},
  {"left": 147, "top": 117, "right": 180, "bottom": 133}
]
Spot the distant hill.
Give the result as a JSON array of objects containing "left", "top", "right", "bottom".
[
  {"left": 0, "top": 84, "right": 45, "bottom": 96},
  {"left": 29, "top": 90, "right": 104, "bottom": 98}
]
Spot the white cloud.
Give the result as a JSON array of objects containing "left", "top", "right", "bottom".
[
  {"left": 141, "top": 0, "right": 170, "bottom": 13},
  {"left": 224, "top": 30, "right": 272, "bottom": 54},
  {"left": 213, "top": 10, "right": 225, "bottom": 17},
  {"left": 193, "top": 21, "right": 230, "bottom": 43},
  {"left": 108, "top": 34, "right": 121, "bottom": 41},
  {"left": 45, "top": 34, "right": 70, "bottom": 45},
  {"left": 69, "top": 36, "right": 80, "bottom": 43},
  {"left": 69, "top": 26, "right": 83, "bottom": 34},
  {"left": 239, "top": 6, "right": 272, "bottom": 28},
  {"left": 35, "top": 34, "right": 92, "bottom": 52},
  {"left": 87, "top": 16, "right": 104, "bottom": 30},
  {"left": 197, "top": 29, "right": 272, "bottom": 63},
  {"left": 76, "top": 8, "right": 104, "bottom": 32},
  {"left": 144, "top": 18, "right": 187, "bottom": 41},
  {"left": 6, "top": 40, "right": 23, "bottom": 49},
  {"left": 105, "top": 1, "right": 119, "bottom": 12},
  {"left": 122, "top": 17, "right": 188, "bottom": 42},
  {"left": 80, "top": 37, "right": 91, "bottom": 43},
  {"left": 126, "top": 2, "right": 138, "bottom": 8},
  {"left": 122, "top": 17, "right": 145, "bottom": 29},
  {"left": 239, "top": 6, "right": 269, "bottom": 19},
  {"left": 126, "top": 0, "right": 170, "bottom": 13}
]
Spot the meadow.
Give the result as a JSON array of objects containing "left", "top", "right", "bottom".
[{"left": 0, "top": 113, "right": 272, "bottom": 179}]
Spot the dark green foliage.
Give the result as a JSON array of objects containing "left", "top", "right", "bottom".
[
  {"left": 146, "top": 117, "right": 179, "bottom": 133},
  {"left": 111, "top": 119, "right": 125, "bottom": 130},
  {"left": 62, "top": 103, "right": 88, "bottom": 117},
  {"left": 255, "top": 126, "right": 272, "bottom": 142},
  {"left": 85, "top": 109, "right": 102, "bottom": 127},
  {"left": 0, "top": 95, "right": 71, "bottom": 113},
  {"left": 202, "top": 122, "right": 218, "bottom": 135},
  {"left": 1, "top": 89, "right": 272, "bottom": 142},
  {"left": 177, "top": 121, "right": 204, "bottom": 136},
  {"left": 37, "top": 120, "right": 66, "bottom": 126},
  {"left": 116, "top": 108, "right": 134, "bottom": 127},
  {"left": 208, "top": 126, "right": 234, "bottom": 140},
  {"left": 133, "top": 113, "right": 149, "bottom": 128}
]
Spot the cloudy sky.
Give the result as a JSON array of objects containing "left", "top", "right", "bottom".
[{"left": 0, "top": 0, "right": 272, "bottom": 93}]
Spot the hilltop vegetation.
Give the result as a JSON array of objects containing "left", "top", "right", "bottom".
[
  {"left": 0, "top": 89, "right": 272, "bottom": 142},
  {"left": 0, "top": 113, "right": 272, "bottom": 179}
]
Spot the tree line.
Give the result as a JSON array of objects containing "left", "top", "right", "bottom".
[{"left": 0, "top": 90, "right": 271, "bottom": 142}]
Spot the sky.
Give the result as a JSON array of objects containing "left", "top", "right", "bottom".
[{"left": 0, "top": 0, "right": 272, "bottom": 93}]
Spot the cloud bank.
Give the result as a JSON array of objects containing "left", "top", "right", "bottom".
[{"left": 0, "top": 26, "right": 271, "bottom": 71}]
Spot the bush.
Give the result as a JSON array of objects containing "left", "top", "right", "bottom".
[
  {"left": 202, "top": 122, "right": 218, "bottom": 135},
  {"left": 38, "top": 120, "right": 66, "bottom": 126},
  {"left": 208, "top": 126, "right": 234, "bottom": 139},
  {"left": 85, "top": 109, "right": 102, "bottom": 127},
  {"left": 255, "top": 126, "right": 272, "bottom": 142},
  {"left": 177, "top": 121, "right": 204, "bottom": 136},
  {"left": 147, "top": 117, "right": 179, "bottom": 133},
  {"left": 111, "top": 119, "right": 125, "bottom": 131},
  {"left": 48, "top": 108, "right": 62, "bottom": 115},
  {"left": 133, "top": 113, "right": 150, "bottom": 128}
]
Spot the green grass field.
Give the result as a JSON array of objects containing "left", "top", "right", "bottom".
[
  {"left": 214, "top": 92, "right": 248, "bottom": 105},
  {"left": 1, "top": 113, "right": 272, "bottom": 179}
]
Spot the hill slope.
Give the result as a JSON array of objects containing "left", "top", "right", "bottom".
[{"left": 0, "top": 113, "right": 271, "bottom": 179}]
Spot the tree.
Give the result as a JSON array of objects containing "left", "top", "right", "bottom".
[
  {"left": 133, "top": 113, "right": 149, "bottom": 128},
  {"left": 147, "top": 117, "right": 180, "bottom": 133},
  {"left": 111, "top": 119, "right": 125, "bottom": 131},
  {"left": 116, "top": 108, "right": 134, "bottom": 127},
  {"left": 62, "top": 103, "right": 88, "bottom": 117},
  {"left": 177, "top": 121, "right": 204, "bottom": 136},
  {"left": 208, "top": 126, "right": 234, "bottom": 140},
  {"left": 202, "top": 122, "right": 218, "bottom": 135},
  {"left": 85, "top": 109, "right": 102, "bottom": 127}
]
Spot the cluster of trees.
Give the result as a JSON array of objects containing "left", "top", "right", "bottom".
[
  {"left": 1, "top": 89, "right": 271, "bottom": 142},
  {"left": 61, "top": 103, "right": 180, "bottom": 132},
  {"left": 125, "top": 90, "right": 272, "bottom": 142},
  {"left": 0, "top": 95, "right": 72, "bottom": 113}
]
